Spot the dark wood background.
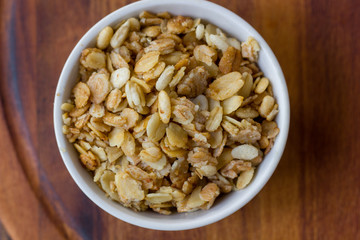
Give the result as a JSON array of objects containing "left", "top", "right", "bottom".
[{"left": 0, "top": 0, "right": 359, "bottom": 239}]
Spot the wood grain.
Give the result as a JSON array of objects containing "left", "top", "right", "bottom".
[
  {"left": 0, "top": 0, "right": 359, "bottom": 239},
  {"left": 0, "top": 220, "right": 11, "bottom": 240}
]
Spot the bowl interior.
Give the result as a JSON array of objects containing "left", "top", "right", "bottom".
[{"left": 54, "top": 0, "right": 289, "bottom": 231}]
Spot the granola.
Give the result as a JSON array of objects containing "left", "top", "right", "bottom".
[{"left": 61, "top": 12, "right": 280, "bottom": 214}]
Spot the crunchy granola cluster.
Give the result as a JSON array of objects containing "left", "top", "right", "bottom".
[{"left": 61, "top": 11, "right": 279, "bottom": 214}]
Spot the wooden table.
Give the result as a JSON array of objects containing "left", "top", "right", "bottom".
[{"left": 1, "top": 0, "right": 359, "bottom": 239}]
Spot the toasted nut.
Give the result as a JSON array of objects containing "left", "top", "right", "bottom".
[
  {"left": 177, "top": 66, "right": 209, "bottom": 98},
  {"left": 155, "top": 65, "right": 175, "bottom": 91},
  {"left": 80, "top": 48, "right": 106, "bottom": 70},
  {"left": 158, "top": 90, "right": 171, "bottom": 124},
  {"left": 254, "top": 77, "right": 269, "bottom": 94},
  {"left": 231, "top": 144, "right": 258, "bottom": 160},
  {"left": 221, "top": 95, "right": 243, "bottom": 115},
  {"left": 147, "top": 112, "right": 166, "bottom": 142},
  {"left": 236, "top": 167, "right": 254, "bottom": 189},
  {"left": 206, "top": 72, "right": 244, "bottom": 100},
  {"left": 134, "top": 51, "right": 160, "bottom": 74},
  {"left": 259, "top": 96, "right": 275, "bottom": 118},
  {"left": 110, "top": 20, "right": 130, "bottom": 48},
  {"left": 166, "top": 123, "right": 188, "bottom": 148},
  {"left": 97, "top": 26, "right": 114, "bottom": 49},
  {"left": 205, "top": 106, "right": 223, "bottom": 132}
]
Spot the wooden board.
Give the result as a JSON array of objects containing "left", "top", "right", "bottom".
[{"left": 0, "top": 0, "right": 359, "bottom": 239}]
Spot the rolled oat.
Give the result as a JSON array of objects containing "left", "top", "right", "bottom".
[{"left": 61, "top": 12, "right": 280, "bottom": 214}]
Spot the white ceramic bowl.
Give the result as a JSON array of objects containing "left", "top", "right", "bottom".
[{"left": 53, "top": 0, "right": 290, "bottom": 231}]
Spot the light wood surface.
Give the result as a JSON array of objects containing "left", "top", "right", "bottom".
[{"left": 0, "top": 0, "right": 359, "bottom": 239}]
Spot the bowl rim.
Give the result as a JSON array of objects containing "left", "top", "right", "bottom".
[{"left": 53, "top": 0, "right": 290, "bottom": 231}]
